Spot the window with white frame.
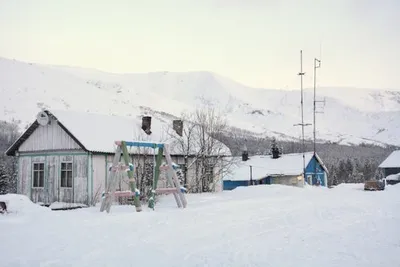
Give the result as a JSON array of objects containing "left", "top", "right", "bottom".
[
  {"left": 32, "top": 163, "right": 45, "bottom": 188},
  {"left": 60, "top": 162, "right": 73, "bottom": 188}
]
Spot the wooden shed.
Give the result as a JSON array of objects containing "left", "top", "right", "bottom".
[
  {"left": 5, "top": 109, "right": 230, "bottom": 205},
  {"left": 223, "top": 152, "right": 328, "bottom": 190},
  {"left": 378, "top": 150, "right": 400, "bottom": 185},
  {"left": 379, "top": 150, "right": 400, "bottom": 177}
]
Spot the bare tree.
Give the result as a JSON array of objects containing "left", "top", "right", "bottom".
[
  {"left": 0, "top": 119, "right": 20, "bottom": 194},
  {"left": 167, "top": 100, "right": 235, "bottom": 193},
  {"left": 166, "top": 112, "right": 198, "bottom": 188}
]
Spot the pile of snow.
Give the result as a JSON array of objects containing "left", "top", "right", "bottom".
[
  {"left": 0, "top": 194, "right": 50, "bottom": 214},
  {"left": 386, "top": 173, "right": 400, "bottom": 181}
]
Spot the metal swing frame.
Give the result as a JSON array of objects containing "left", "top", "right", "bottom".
[{"left": 100, "top": 140, "right": 187, "bottom": 213}]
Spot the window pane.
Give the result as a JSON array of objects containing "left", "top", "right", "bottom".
[
  {"left": 39, "top": 163, "right": 44, "bottom": 170},
  {"left": 67, "top": 171, "right": 73, "bottom": 187},
  {"left": 33, "top": 164, "right": 39, "bottom": 171},
  {"left": 61, "top": 176, "right": 66, "bottom": 187},
  {"left": 61, "top": 163, "right": 66, "bottom": 170},
  {"left": 67, "top": 163, "right": 72, "bottom": 170},
  {"left": 67, "top": 175, "right": 73, "bottom": 187},
  {"left": 61, "top": 172, "right": 66, "bottom": 187},
  {"left": 39, "top": 172, "right": 44, "bottom": 187},
  {"left": 33, "top": 172, "right": 38, "bottom": 187}
]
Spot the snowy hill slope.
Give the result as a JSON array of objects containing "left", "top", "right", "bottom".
[{"left": 1, "top": 57, "right": 400, "bottom": 146}]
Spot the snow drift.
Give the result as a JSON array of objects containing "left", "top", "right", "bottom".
[{"left": 0, "top": 193, "right": 50, "bottom": 215}]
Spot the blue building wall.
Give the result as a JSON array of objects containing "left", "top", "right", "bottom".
[
  {"left": 223, "top": 177, "right": 272, "bottom": 190},
  {"left": 223, "top": 180, "right": 250, "bottom": 190},
  {"left": 305, "top": 156, "right": 327, "bottom": 186}
]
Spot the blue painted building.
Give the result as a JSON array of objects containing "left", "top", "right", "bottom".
[{"left": 223, "top": 152, "right": 328, "bottom": 190}]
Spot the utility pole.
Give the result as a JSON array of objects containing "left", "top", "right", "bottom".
[{"left": 294, "top": 50, "right": 311, "bottom": 183}]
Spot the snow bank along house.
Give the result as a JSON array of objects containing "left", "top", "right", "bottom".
[
  {"left": 223, "top": 150, "right": 328, "bottom": 190},
  {"left": 5, "top": 109, "right": 231, "bottom": 205},
  {"left": 379, "top": 150, "right": 400, "bottom": 185}
]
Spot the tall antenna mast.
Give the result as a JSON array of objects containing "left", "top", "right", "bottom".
[
  {"left": 294, "top": 50, "right": 311, "bottom": 182},
  {"left": 313, "top": 58, "right": 321, "bottom": 157},
  {"left": 313, "top": 56, "right": 326, "bottom": 185}
]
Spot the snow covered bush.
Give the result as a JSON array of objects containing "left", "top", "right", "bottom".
[
  {"left": 0, "top": 164, "right": 9, "bottom": 194},
  {"left": 0, "top": 119, "right": 20, "bottom": 194}
]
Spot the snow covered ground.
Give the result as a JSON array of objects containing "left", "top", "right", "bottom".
[{"left": 1, "top": 184, "right": 400, "bottom": 267}]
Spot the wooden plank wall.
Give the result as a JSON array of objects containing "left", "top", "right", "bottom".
[
  {"left": 19, "top": 118, "right": 81, "bottom": 152},
  {"left": 18, "top": 154, "right": 89, "bottom": 205}
]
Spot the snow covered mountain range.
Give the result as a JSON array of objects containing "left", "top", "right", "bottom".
[{"left": 1, "top": 57, "right": 399, "bottom": 147}]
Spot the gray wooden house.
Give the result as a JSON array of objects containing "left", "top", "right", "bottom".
[{"left": 5, "top": 109, "right": 230, "bottom": 205}]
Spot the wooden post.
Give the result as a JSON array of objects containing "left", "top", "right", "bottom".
[
  {"left": 164, "top": 144, "right": 187, "bottom": 208},
  {"left": 250, "top": 165, "right": 253, "bottom": 185},
  {"left": 100, "top": 146, "right": 122, "bottom": 212},
  {"left": 121, "top": 141, "right": 142, "bottom": 212},
  {"left": 148, "top": 146, "right": 163, "bottom": 209}
]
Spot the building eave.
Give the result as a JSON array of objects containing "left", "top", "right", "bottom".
[
  {"left": 5, "top": 121, "right": 39, "bottom": 156},
  {"left": 313, "top": 153, "right": 329, "bottom": 175}
]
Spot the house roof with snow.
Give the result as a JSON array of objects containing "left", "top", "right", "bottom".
[
  {"left": 379, "top": 150, "right": 400, "bottom": 168},
  {"left": 224, "top": 152, "right": 328, "bottom": 181},
  {"left": 6, "top": 109, "right": 231, "bottom": 156}
]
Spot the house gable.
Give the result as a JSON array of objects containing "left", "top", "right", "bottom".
[
  {"left": 305, "top": 155, "right": 326, "bottom": 174},
  {"left": 6, "top": 115, "right": 85, "bottom": 156},
  {"left": 19, "top": 117, "right": 82, "bottom": 152}
]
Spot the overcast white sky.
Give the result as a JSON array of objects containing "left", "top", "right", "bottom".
[{"left": 0, "top": 0, "right": 399, "bottom": 90}]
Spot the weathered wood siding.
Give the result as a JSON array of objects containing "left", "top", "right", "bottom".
[
  {"left": 89, "top": 153, "right": 223, "bottom": 203},
  {"left": 100, "top": 154, "right": 201, "bottom": 190},
  {"left": 17, "top": 153, "right": 89, "bottom": 205},
  {"left": 47, "top": 155, "right": 59, "bottom": 203},
  {"left": 92, "top": 154, "right": 107, "bottom": 204},
  {"left": 18, "top": 156, "right": 32, "bottom": 199},
  {"left": 58, "top": 155, "right": 73, "bottom": 203},
  {"left": 30, "top": 156, "right": 46, "bottom": 203},
  {"left": 19, "top": 118, "right": 82, "bottom": 152}
]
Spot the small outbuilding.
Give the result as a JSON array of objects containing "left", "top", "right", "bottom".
[
  {"left": 378, "top": 150, "right": 400, "bottom": 185},
  {"left": 223, "top": 152, "right": 328, "bottom": 190},
  {"left": 379, "top": 150, "right": 400, "bottom": 177}
]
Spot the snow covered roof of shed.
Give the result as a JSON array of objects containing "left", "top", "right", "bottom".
[
  {"left": 224, "top": 152, "right": 327, "bottom": 181},
  {"left": 6, "top": 109, "right": 231, "bottom": 156},
  {"left": 379, "top": 150, "right": 400, "bottom": 168}
]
